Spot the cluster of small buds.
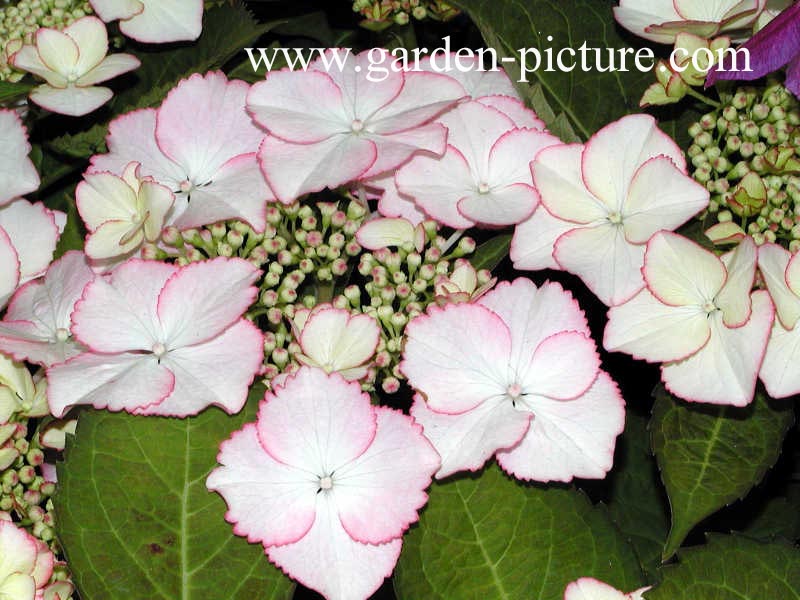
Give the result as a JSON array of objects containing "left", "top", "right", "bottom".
[
  {"left": 0, "top": 0, "right": 93, "bottom": 82},
  {"left": 352, "top": 0, "right": 459, "bottom": 30},
  {"left": 689, "top": 83, "right": 800, "bottom": 249}
]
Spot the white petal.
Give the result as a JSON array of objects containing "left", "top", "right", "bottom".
[
  {"left": 0, "top": 110, "right": 39, "bottom": 206},
  {"left": 30, "top": 84, "right": 113, "bottom": 117},
  {"left": 510, "top": 205, "right": 574, "bottom": 271},
  {"left": 299, "top": 309, "right": 380, "bottom": 373},
  {"left": 118, "top": 0, "right": 203, "bottom": 43},
  {"left": 758, "top": 243, "right": 800, "bottom": 329},
  {"left": 716, "top": 236, "right": 757, "bottom": 327},
  {"left": 760, "top": 317, "right": 800, "bottom": 399},
  {"left": 76, "top": 53, "right": 140, "bottom": 86}
]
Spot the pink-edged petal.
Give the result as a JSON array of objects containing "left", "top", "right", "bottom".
[
  {"left": 613, "top": 2, "right": 683, "bottom": 44},
  {"left": 31, "top": 541, "right": 53, "bottom": 587},
  {"left": 118, "top": 0, "right": 203, "bottom": 43},
  {"left": 498, "top": 371, "right": 624, "bottom": 482},
  {"left": 662, "top": 290, "right": 774, "bottom": 407},
  {"left": 786, "top": 249, "right": 800, "bottom": 298},
  {"left": 395, "top": 146, "right": 475, "bottom": 229},
  {"left": 76, "top": 53, "right": 140, "bottom": 86},
  {"left": 489, "top": 128, "right": 561, "bottom": 186},
  {"left": 170, "top": 153, "right": 270, "bottom": 233},
  {"left": 760, "top": 317, "right": 800, "bottom": 399},
  {"left": 334, "top": 407, "right": 439, "bottom": 544},
  {"left": 299, "top": 309, "right": 379, "bottom": 372},
  {"left": 367, "top": 175, "right": 426, "bottom": 225},
  {"left": 46, "top": 352, "right": 175, "bottom": 418},
  {"left": 0, "top": 229, "right": 19, "bottom": 308},
  {"left": 72, "top": 260, "right": 176, "bottom": 352},
  {"left": 643, "top": 231, "right": 726, "bottom": 306},
  {"left": 716, "top": 236, "right": 757, "bottom": 327},
  {"left": 522, "top": 331, "right": 600, "bottom": 400},
  {"left": 84, "top": 220, "right": 142, "bottom": 260},
  {"left": 360, "top": 122, "right": 448, "bottom": 179},
  {"left": 76, "top": 171, "right": 138, "bottom": 231},
  {"left": 510, "top": 206, "right": 575, "bottom": 271},
  {"left": 604, "top": 288, "right": 710, "bottom": 362},
  {"left": 437, "top": 101, "right": 514, "bottom": 177},
  {"left": 247, "top": 70, "right": 347, "bottom": 142},
  {"left": 356, "top": 217, "right": 417, "bottom": 250},
  {"left": 758, "top": 243, "right": 800, "bottom": 329},
  {"left": 554, "top": 223, "right": 646, "bottom": 306},
  {"left": 89, "top": 0, "right": 144, "bottom": 22},
  {"left": 157, "top": 73, "right": 264, "bottom": 180},
  {"left": 206, "top": 423, "right": 318, "bottom": 547},
  {"left": 157, "top": 258, "right": 258, "bottom": 348},
  {"left": 533, "top": 144, "right": 610, "bottom": 223},
  {"left": 267, "top": 498, "right": 401, "bottom": 600},
  {"left": 582, "top": 114, "right": 685, "bottom": 208},
  {"left": 410, "top": 393, "right": 531, "bottom": 479},
  {"left": 0, "top": 110, "right": 39, "bottom": 206},
  {"left": 564, "top": 577, "right": 629, "bottom": 600},
  {"left": 417, "top": 54, "right": 520, "bottom": 100},
  {"left": 477, "top": 96, "right": 545, "bottom": 129},
  {"left": 478, "top": 278, "right": 591, "bottom": 373},
  {"left": 10, "top": 45, "right": 67, "bottom": 87},
  {"left": 0, "top": 199, "right": 60, "bottom": 283},
  {"left": 0, "top": 520, "right": 38, "bottom": 578},
  {"left": 140, "top": 180, "right": 174, "bottom": 241},
  {"left": 65, "top": 17, "right": 108, "bottom": 74},
  {"left": 142, "top": 320, "right": 262, "bottom": 416},
  {"left": 89, "top": 109, "right": 185, "bottom": 188},
  {"left": 30, "top": 84, "right": 113, "bottom": 117},
  {"left": 0, "top": 573, "right": 35, "bottom": 599},
  {"left": 622, "top": 155, "right": 709, "bottom": 243},
  {"left": 258, "top": 134, "right": 376, "bottom": 204},
  {"left": 401, "top": 302, "right": 510, "bottom": 414},
  {"left": 256, "top": 368, "right": 377, "bottom": 473},
  {"left": 35, "top": 28, "right": 79, "bottom": 75},
  {"left": 457, "top": 183, "right": 539, "bottom": 226}
]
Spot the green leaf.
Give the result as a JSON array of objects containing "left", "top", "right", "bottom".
[
  {"left": 49, "top": 4, "right": 277, "bottom": 158},
  {"left": 0, "top": 80, "right": 34, "bottom": 104},
  {"left": 450, "top": 0, "right": 651, "bottom": 139},
  {"left": 54, "top": 386, "right": 294, "bottom": 600},
  {"left": 741, "top": 481, "right": 800, "bottom": 542},
  {"left": 606, "top": 411, "right": 670, "bottom": 576},
  {"left": 53, "top": 194, "right": 84, "bottom": 259},
  {"left": 470, "top": 234, "right": 511, "bottom": 272},
  {"left": 651, "top": 389, "right": 795, "bottom": 559},
  {"left": 644, "top": 534, "right": 800, "bottom": 600},
  {"left": 394, "top": 464, "right": 643, "bottom": 599}
]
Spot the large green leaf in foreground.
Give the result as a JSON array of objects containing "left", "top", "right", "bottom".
[
  {"left": 54, "top": 388, "right": 294, "bottom": 600},
  {"left": 394, "top": 464, "right": 643, "bottom": 599},
  {"left": 645, "top": 534, "right": 800, "bottom": 599},
  {"left": 651, "top": 390, "right": 794, "bottom": 559}
]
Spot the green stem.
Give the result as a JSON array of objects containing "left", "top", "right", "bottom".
[{"left": 686, "top": 87, "right": 721, "bottom": 109}]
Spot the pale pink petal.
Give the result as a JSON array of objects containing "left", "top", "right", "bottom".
[
  {"left": 170, "top": 153, "right": 270, "bottom": 233},
  {"left": 89, "top": 0, "right": 144, "bottom": 22},
  {"left": 716, "top": 236, "right": 757, "bottom": 327},
  {"left": 157, "top": 258, "right": 259, "bottom": 348},
  {"left": 46, "top": 352, "right": 175, "bottom": 417},
  {"left": 760, "top": 317, "right": 800, "bottom": 398},
  {"left": 10, "top": 45, "right": 67, "bottom": 87},
  {"left": 76, "top": 53, "right": 140, "bottom": 86},
  {"left": 267, "top": 499, "right": 401, "bottom": 600},
  {"left": 401, "top": 303, "right": 510, "bottom": 414},
  {"left": 786, "top": 249, "right": 800, "bottom": 298},
  {"left": 118, "top": 0, "right": 203, "bottom": 43},
  {"left": 258, "top": 134, "right": 376, "bottom": 204},
  {"left": 360, "top": 122, "right": 447, "bottom": 179},
  {"left": 0, "top": 111, "right": 39, "bottom": 206},
  {"left": 477, "top": 95, "right": 545, "bottom": 129},
  {"left": 72, "top": 260, "right": 177, "bottom": 352},
  {"left": 206, "top": 424, "right": 318, "bottom": 547},
  {"left": 0, "top": 199, "right": 60, "bottom": 283},
  {"left": 582, "top": 114, "right": 685, "bottom": 208},
  {"left": 522, "top": 331, "right": 600, "bottom": 400},
  {"left": 0, "top": 230, "right": 19, "bottom": 309},
  {"left": 29, "top": 84, "right": 113, "bottom": 117},
  {"left": 758, "top": 243, "right": 800, "bottom": 329},
  {"left": 489, "top": 128, "right": 560, "bottom": 186},
  {"left": 437, "top": 101, "right": 514, "bottom": 176},
  {"left": 643, "top": 231, "right": 726, "bottom": 307},
  {"left": 0, "top": 520, "right": 38, "bottom": 579},
  {"left": 367, "top": 175, "right": 426, "bottom": 225},
  {"left": 417, "top": 54, "right": 520, "bottom": 99},
  {"left": 533, "top": 144, "right": 610, "bottom": 223},
  {"left": 30, "top": 541, "right": 53, "bottom": 587},
  {"left": 35, "top": 28, "right": 78, "bottom": 75},
  {"left": 510, "top": 206, "right": 575, "bottom": 271},
  {"left": 457, "top": 183, "right": 538, "bottom": 226},
  {"left": 497, "top": 372, "right": 625, "bottom": 482},
  {"left": 410, "top": 394, "right": 531, "bottom": 479},
  {"left": 622, "top": 155, "right": 709, "bottom": 243},
  {"left": 299, "top": 309, "right": 380, "bottom": 373},
  {"left": 604, "top": 288, "right": 710, "bottom": 362},
  {"left": 334, "top": 407, "right": 439, "bottom": 544},
  {"left": 64, "top": 17, "right": 108, "bottom": 74},
  {"left": 256, "top": 368, "right": 377, "bottom": 474},
  {"left": 554, "top": 223, "right": 646, "bottom": 306},
  {"left": 662, "top": 291, "right": 774, "bottom": 406},
  {"left": 564, "top": 577, "right": 629, "bottom": 600}
]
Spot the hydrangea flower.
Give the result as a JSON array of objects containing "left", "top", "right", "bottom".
[
  {"left": 614, "top": 0, "right": 766, "bottom": 45},
  {"left": 90, "top": 0, "right": 203, "bottom": 43},
  {"left": 512, "top": 114, "right": 709, "bottom": 306},
  {"left": 10, "top": 16, "right": 140, "bottom": 116},
  {"left": 77, "top": 161, "right": 174, "bottom": 264},
  {"left": 564, "top": 577, "right": 650, "bottom": 600},
  {"left": 47, "top": 257, "right": 263, "bottom": 417},
  {"left": 416, "top": 53, "right": 521, "bottom": 99},
  {"left": 0, "top": 110, "right": 39, "bottom": 207},
  {"left": 0, "top": 200, "right": 64, "bottom": 309},
  {"left": 0, "top": 519, "right": 53, "bottom": 600},
  {"left": 247, "top": 49, "right": 465, "bottom": 203},
  {"left": 0, "top": 355, "right": 48, "bottom": 424},
  {"left": 396, "top": 100, "right": 559, "bottom": 228},
  {"left": 0, "top": 252, "right": 94, "bottom": 367},
  {"left": 433, "top": 258, "right": 496, "bottom": 304},
  {"left": 207, "top": 367, "right": 440, "bottom": 600},
  {"left": 365, "top": 175, "right": 427, "bottom": 226},
  {"left": 401, "top": 277, "right": 625, "bottom": 481},
  {"left": 89, "top": 71, "right": 272, "bottom": 232},
  {"left": 755, "top": 243, "right": 800, "bottom": 397},
  {"left": 604, "top": 232, "right": 773, "bottom": 406}
]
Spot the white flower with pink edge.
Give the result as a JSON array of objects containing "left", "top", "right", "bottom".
[
  {"left": 564, "top": 577, "right": 651, "bottom": 600},
  {"left": 0, "top": 519, "right": 54, "bottom": 600},
  {"left": 90, "top": 0, "right": 203, "bottom": 44}
]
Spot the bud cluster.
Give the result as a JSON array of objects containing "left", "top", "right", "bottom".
[
  {"left": 689, "top": 84, "right": 800, "bottom": 249},
  {"left": 352, "top": 0, "right": 459, "bottom": 30},
  {"left": 0, "top": 0, "right": 93, "bottom": 82}
]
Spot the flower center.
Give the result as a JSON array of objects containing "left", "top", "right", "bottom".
[
  {"left": 702, "top": 300, "right": 717, "bottom": 314},
  {"left": 152, "top": 342, "right": 167, "bottom": 358},
  {"left": 319, "top": 475, "right": 333, "bottom": 491},
  {"left": 179, "top": 180, "right": 194, "bottom": 194},
  {"left": 478, "top": 182, "right": 490, "bottom": 194},
  {"left": 507, "top": 383, "right": 522, "bottom": 400},
  {"left": 55, "top": 328, "right": 70, "bottom": 343},
  {"left": 350, "top": 119, "right": 365, "bottom": 133},
  {"left": 608, "top": 211, "right": 623, "bottom": 224}
]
